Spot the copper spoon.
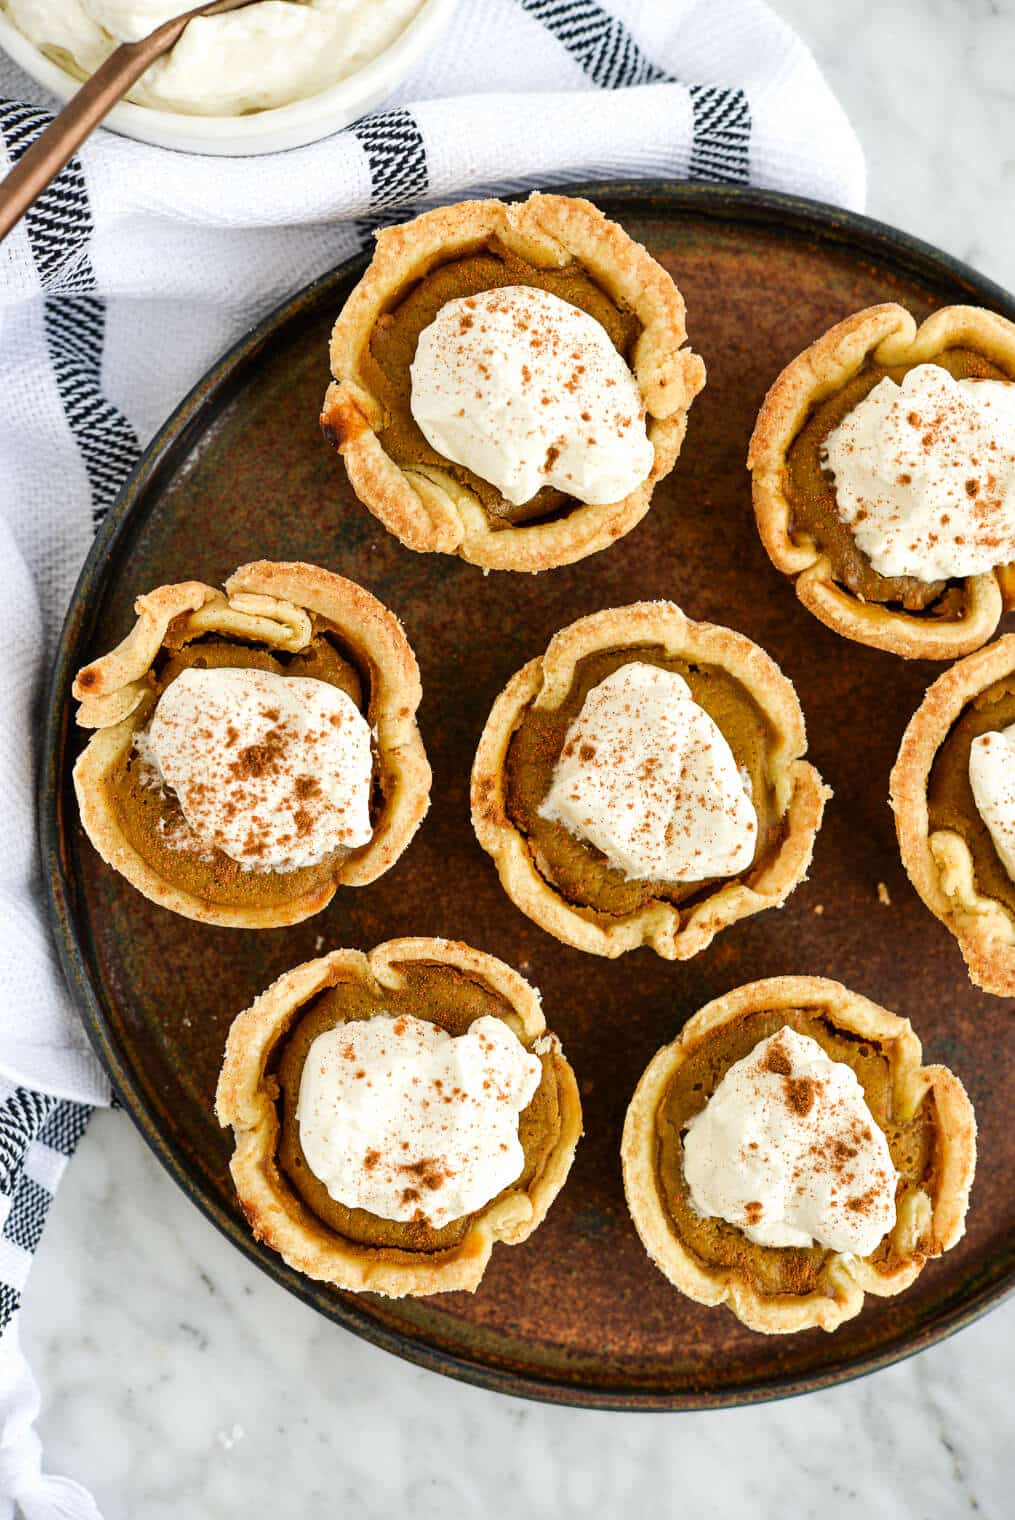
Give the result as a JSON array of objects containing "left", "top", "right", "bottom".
[{"left": 0, "top": 0, "right": 262, "bottom": 243}]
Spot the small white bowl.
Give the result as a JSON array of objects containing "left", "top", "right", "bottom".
[{"left": 0, "top": 0, "right": 455, "bottom": 156}]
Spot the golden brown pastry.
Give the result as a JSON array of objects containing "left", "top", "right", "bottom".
[
  {"left": 622, "top": 976, "right": 976, "bottom": 1334},
  {"left": 216, "top": 938, "right": 582, "bottom": 1297},
  {"left": 322, "top": 193, "right": 705, "bottom": 573},
  {"left": 748, "top": 303, "right": 1015, "bottom": 659},
  {"left": 471, "top": 601, "right": 827, "bottom": 958},
  {"left": 72, "top": 560, "right": 430, "bottom": 927},
  {"left": 892, "top": 633, "right": 1015, "bottom": 996}
]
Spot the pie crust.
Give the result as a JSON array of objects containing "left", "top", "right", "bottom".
[
  {"left": 747, "top": 303, "right": 1015, "bottom": 659},
  {"left": 72, "top": 560, "right": 430, "bottom": 928},
  {"left": 470, "top": 602, "right": 828, "bottom": 959},
  {"left": 215, "top": 938, "right": 583, "bottom": 1297},
  {"left": 321, "top": 193, "right": 706, "bottom": 573},
  {"left": 891, "top": 634, "right": 1015, "bottom": 997},
  {"left": 621, "top": 975, "right": 977, "bottom": 1334}
]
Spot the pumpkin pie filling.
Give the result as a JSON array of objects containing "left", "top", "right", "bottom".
[
  {"left": 926, "top": 672, "right": 1015, "bottom": 917},
  {"left": 104, "top": 634, "right": 377, "bottom": 910},
  {"left": 504, "top": 645, "right": 782, "bottom": 919},
  {"left": 274, "top": 962, "right": 564, "bottom": 1254},
  {"left": 654, "top": 1008, "right": 937, "bottom": 1297},
  {"left": 357, "top": 238, "right": 641, "bottom": 528},
  {"left": 787, "top": 348, "right": 1008, "bottom": 612}
]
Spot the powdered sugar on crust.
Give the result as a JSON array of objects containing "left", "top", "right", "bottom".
[{"left": 296, "top": 1013, "right": 543, "bottom": 1227}]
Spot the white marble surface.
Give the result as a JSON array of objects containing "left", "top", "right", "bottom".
[{"left": 18, "top": 2, "right": 1015, "bottom": 1515}]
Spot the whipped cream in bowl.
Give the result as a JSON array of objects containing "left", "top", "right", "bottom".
[
  {"left": 539, "top": 661, "right": 758, "bottom": 883},
  {"left": 409, "top": 285, "right": 655, "bottom": 510},
  {"left": 0, "top": 0, "right": 453, "bottom": 152},
  {"left": 296, "top": 1013, "right": 544, "bottom": 1227},
  {"left": 683, "top": 1026, "right": 898, "bottom": 1257},
  {"left": 821, "top": 363, "right": 1015, "bottom": 584},
  {"left": 138, "top": 664, "right": 374, "bottom": 871}
]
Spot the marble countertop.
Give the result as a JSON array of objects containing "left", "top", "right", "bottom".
[{"left": 19, "top": 3, "right": 1015, "bottom": 1516}]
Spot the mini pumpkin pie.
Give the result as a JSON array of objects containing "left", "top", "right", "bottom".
[
  {"left": 72, "top": 560, "right": 430, "bottom": 928},
  {"left": 215, "top": 938, "right": 582, "bottom": 1297},
  {"left": 321, "top": 193, "right": 705, "bottom": 573},
  {"left": 891, "top": 633, "right": 1015, "bottom": 997},
  {"left": 621, "top": 976, "right": 976, "bottom": 1334},
  {"left": 470, "top": 602, "right": 828, "bottom": 959},
  {"left": 748, "top": 303, "right": 1015, "bottom": 659}
]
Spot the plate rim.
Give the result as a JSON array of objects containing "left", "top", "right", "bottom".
[{"left": 40, "top": 180, "right": 1015, "bottom": 1411}]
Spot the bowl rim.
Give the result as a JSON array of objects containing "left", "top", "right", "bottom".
[
  {"left": 40, "top": 180, "right": 1015, "bottom": 1412},
  {"left": 0, "top": 0, "right": 454, "bottom": 148}
]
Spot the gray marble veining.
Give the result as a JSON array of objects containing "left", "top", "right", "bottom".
[
  {"left": 786, "top": 0, "right": 1015, "bottom": 292},
  {"left": 18, "top": 2, "right": 1015, "bottom": 1515}
]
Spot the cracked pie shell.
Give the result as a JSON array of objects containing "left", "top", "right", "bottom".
[
  {"left": 321, "top": 193, "right": 705, "bottom": 573},
  {"left": 470, "top": 601, "right": 828, "bottom": 960},
  {"left": 891, "top": 633, "right": 1015, "bottom": 997},
  {"left": 215, "top": 938, "right": 582, "bottom": 1298},
  {"left": 621, "top": 976, "right": 977, "bottom": 1335},
  {"left": 71, "top": 559, "right": 430, "bottom": 929},
  {"left": 748, "top": 303, "right": 1015, "bottom": 660}
]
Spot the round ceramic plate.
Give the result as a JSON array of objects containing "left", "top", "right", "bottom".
[{"left": 42, "top": 183, "right": 1015, "bottom": 1409}]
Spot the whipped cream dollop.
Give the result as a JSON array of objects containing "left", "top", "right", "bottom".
[
  {"left": 683, "top": 1027, "right": 898, "bottom": 1256},
  {"left": 409, "top": 286, "right": 654, "bottom": 507},
  {"left": 539, "top": 662, "right": 757, "bottom": 882},
  {"left": 143, "top": 666, "right": 373, "bottom": 871},
  {"left": 296, "top": 1013, "right": 544, "bottom": 1227},
  {"left": 969, "top": 724, "right": 1015, "bottom": 881},
  {"left": 821, "top": 363, "right": 1015, "bottom": 583},
  {"left": 5, "top": 0, "right": 422, "bottom": 115}
]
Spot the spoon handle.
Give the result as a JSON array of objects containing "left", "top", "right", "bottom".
[{"left": 0, "top": 24, "right": 190, "bottom": 243}]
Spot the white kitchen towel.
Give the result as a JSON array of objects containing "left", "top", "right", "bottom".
[{"left": 0, "top": 0, "right": 864, "bottom": 1512}]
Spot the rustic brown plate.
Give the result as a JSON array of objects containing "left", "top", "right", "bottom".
[{"left": 42, "top": 183, "right": 1015, "bottom": 1409}]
